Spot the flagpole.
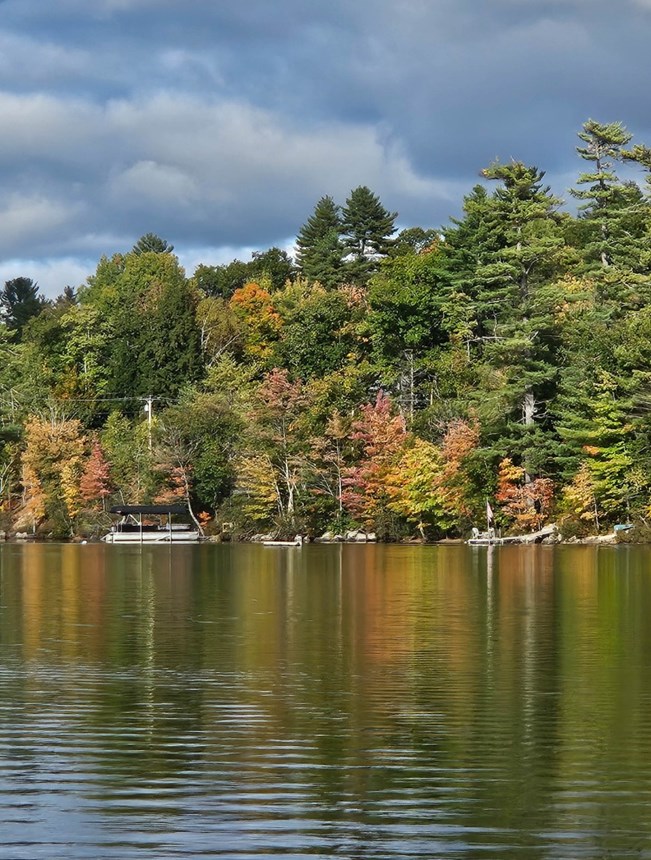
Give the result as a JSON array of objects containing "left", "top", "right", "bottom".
[{"left": 486, "top": 498, "right": 494, "bottom": 542}]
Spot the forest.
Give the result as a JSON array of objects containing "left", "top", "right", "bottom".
[{"left": 2, "top": 119, "right": 651, "bottom": 541}]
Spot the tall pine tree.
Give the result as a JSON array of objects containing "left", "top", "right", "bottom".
[
  {"left": 295, "top": 196, "right": 344, "bottom": 288},
  {"left": 569, "top": 120, "right": 644, "bottom": 273},
  {"left": 340, "top": 186, "right": 397, "bottom": 284}
]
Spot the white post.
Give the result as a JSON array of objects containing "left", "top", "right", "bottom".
[{"left": 144, "top": 396, "right": 153, "bottom": 452}]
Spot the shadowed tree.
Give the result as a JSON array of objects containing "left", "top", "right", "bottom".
[
  {"left": 132, "top": 233, "right": 174, "bottom": 255},
  {"left": 296, "top": 195, "right": 344, "bottom": 288},
  {"left": 249, "top": 247, "right": 296, "bottom": 291},
  {"left": 0, "top": 277, "right": 46, "bottom": 336},
  {"left": 341, "top": 186, "right": 397, "bottom": 284}
]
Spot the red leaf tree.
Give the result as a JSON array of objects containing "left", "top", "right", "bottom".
[{"left": 341, "top": 391, "right": 407, "bottom": 533}]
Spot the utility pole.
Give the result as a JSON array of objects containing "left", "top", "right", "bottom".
[
  {"left": 144, "top": 395, "right": 153, "bottom": 452},
  {"left": 404, "top": 350, "right": 414, "bottom": 424}
]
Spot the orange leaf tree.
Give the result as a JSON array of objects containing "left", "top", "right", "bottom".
[{"left": 79, "top": 438, "right": 113, "bottom": 510}]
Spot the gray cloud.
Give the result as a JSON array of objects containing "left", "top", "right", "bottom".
[{"left": 0, "top": 0, "right": 650, "bottom": 294}]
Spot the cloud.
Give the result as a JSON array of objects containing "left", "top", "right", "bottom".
[
  {"left": 0, "top": 195, "right": 82, "bottom": 254},
  {"left": 0, "top": 0, "right": 649, "bottom": 289},
  {"left": 0, "top": 87, "right": 466, "bottom": 261},
  {"left": 0, "top": 257, "right": 95, "bottom": 299}
]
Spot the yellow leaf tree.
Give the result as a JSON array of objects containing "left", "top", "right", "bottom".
[{"left": 16, "top": 412, "right": 86, "bottom": 535}]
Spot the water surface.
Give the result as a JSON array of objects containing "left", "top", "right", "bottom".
[{"left": 1, "top": 542, "right": 651, "bottom": 858}]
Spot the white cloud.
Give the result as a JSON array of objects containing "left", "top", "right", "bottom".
[
  {"left": 0, "top": 257, "right": 94, "bottom": 298},
  {"left": 0, "top": 32, "right": 90, "bottom": 85},
  {"left": 103, "top": 92, "right": 461, "bottom": 211}
]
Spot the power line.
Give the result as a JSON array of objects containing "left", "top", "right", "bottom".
[{"left": 48, "top": 395, "right": 168, "bottom": 403}]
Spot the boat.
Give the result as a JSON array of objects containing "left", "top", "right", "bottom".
[
  {"left": 102, "top": 504, "right": 202, "bottom": 543},
  {"left": 263, "top": 535, "right": 304, "bottom": 547},
  {"left": 467, "top": 535, "right": 505, "bottom": 546}
]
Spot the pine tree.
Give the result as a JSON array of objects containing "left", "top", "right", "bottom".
[
  {"left": 340, "top": 186, "right": 397, "bottom": 284},
  {"left": 132, "top": 233, "right": 174, "bottom": 255},
  {"left": 0, "top": 277, "right": 46, "bottom": 336},
  {"left": 441, "top": 163, "right": 566, "bottom": 481},
  {"left": 481, "top": 160, "right": 565, "bottom": 303},
  {"left": 557, "top": 370, "right": 635, "bottom": 521},
  {"left": 295, "top": 196, "right": 344, "bottom": 288},
  {"left": 569, "top": 120, "right": 642, "bottom": 271}
]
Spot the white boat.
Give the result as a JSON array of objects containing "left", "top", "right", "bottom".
[
  {"left": 467, "top": 536, "right": 504, "bottom": 546},
  {"left": 102, "top": 504, "right": 202, "bottom": 543},
  {"left": 263, "top": 535, "right": 304, "bottom": 547}
]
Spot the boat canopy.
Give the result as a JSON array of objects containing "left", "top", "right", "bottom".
[{"left": 109, "top": 505, "right": 189, "bottom": 516}]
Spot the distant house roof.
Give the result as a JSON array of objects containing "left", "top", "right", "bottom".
[{"left": 109, "top": 505, "right": 188, "bottom": 516}]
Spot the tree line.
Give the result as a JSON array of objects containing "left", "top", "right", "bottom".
[{"left": 3, "top": 119, "right": 651, "bottom": 540}]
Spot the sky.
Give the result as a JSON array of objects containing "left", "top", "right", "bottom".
[{"left": 0, "top": 0, "right": 650, "bottom": 296}]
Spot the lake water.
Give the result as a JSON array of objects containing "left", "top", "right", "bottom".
[{"left": 1, "top": 542, "right": 651, "bottom": 858}]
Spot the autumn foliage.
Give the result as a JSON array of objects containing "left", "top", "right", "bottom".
[
  {"left": 79, "top": 438, "right": 113, "bottom": 509},
  {"left": 496, "top": 458, "right": 554, "bottom": 532},
  {"left": 341, "top": 391, "right": 407, "bottom": 531}
]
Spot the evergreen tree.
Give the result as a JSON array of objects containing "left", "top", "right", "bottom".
[
  {"left": 340, "top": 186, "right": 397, "bottom": 284},
  {"left": 441, "top": 163, "right": 567, "bottom": 483},
  {"left": 0, "top": 277, "right": 46, "bottom": 336},
  {"left": 481, "top": 160, "right": 565, "bottom": 301},
  {"left": 569, "top": 120, "right": 643, "bottom": 272},
  {"left": 132, "top": 233, "right": 174, "bottom": 255},
  {"left": 557, "top": 371, "right": 636, "bottom": 522},
  {"left": 295, "top": 195, "right": 344, "bottom": 288}
]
